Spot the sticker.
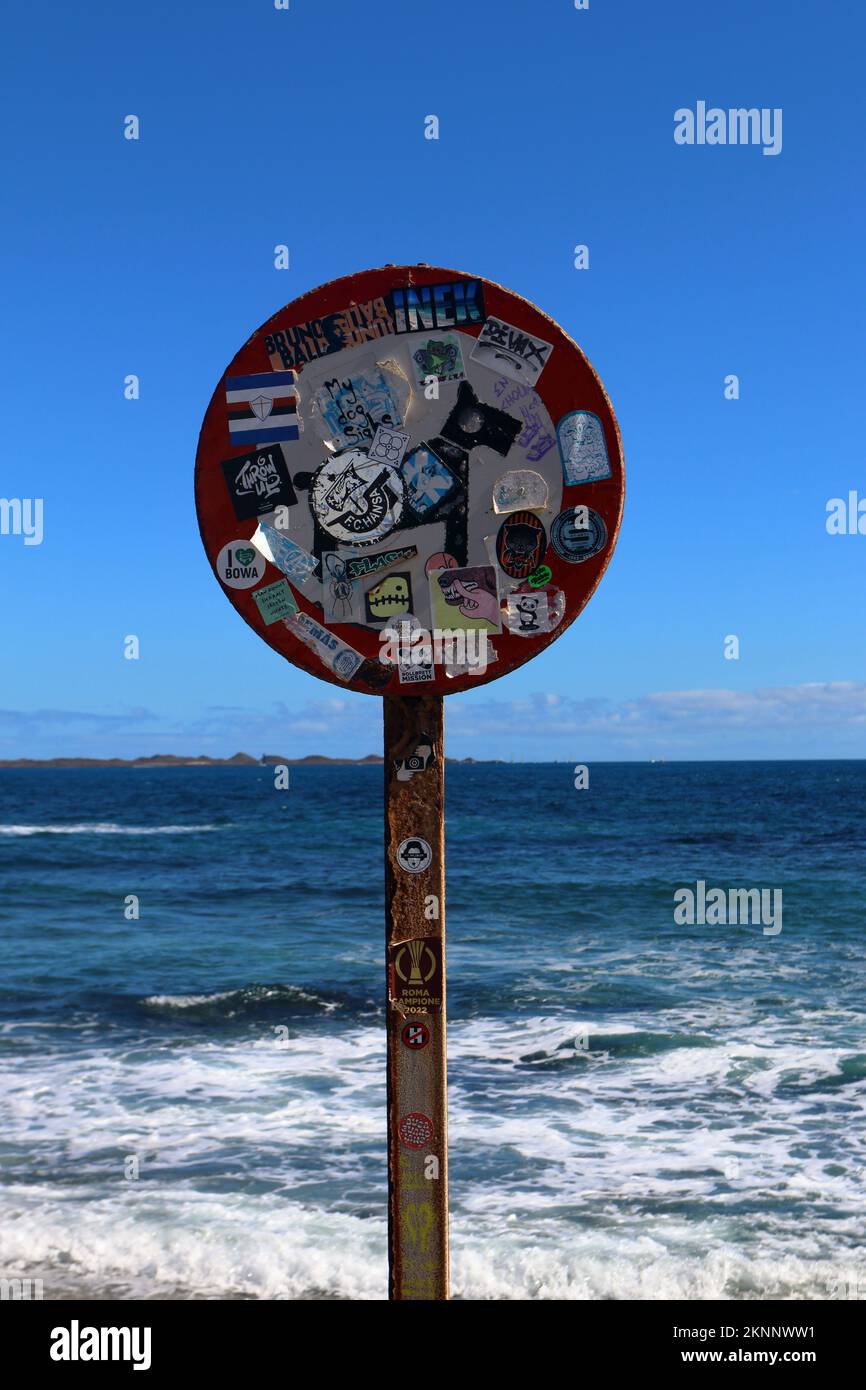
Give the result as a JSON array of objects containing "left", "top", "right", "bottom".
[
  {"left": 310, "top": 451, "right": 404, "bottom": 545},
  {"left": 396, "top": 837, "right": 433, "bottom": 874},
  {"left": 394, "top": 735, "right": 434, "bottom": 782},
  {"left": 550, "top": 507, "right": 607, "bottom": 563},
  {"left": 365, "top": 571, "right": 412, "bottom": 624},
  {"left": 492, "top": 378, "right": 556, "bottom": 462},
  {"left": 506, "top": 590, "right": 550, "bottom": 635},
  {"left": 391, "top": 939, "right": 447, "bottom": 1017},
  {"left": 430, "top": 565, "right": 501, "bottom": 633},
  {"left": 368, "top": 425, "right": 410, "bottom": 468},
  {"left": 557, "top": 410, "right": 612, "bottom": 485},
  {"left": 402, "top": 444, "right": 460, "bottom": 518},
  {"left": 321, "top": 552, "right": 364, "bottom": 623},
  {"left": 225, "top": 371, "right": 300, "bottom": 445},
  {"left": 495, "top": 511, "right": 547, "bottom": 579},
  {"left": 398, "top": 652, "right": 435, "bottom": 684},
  {"left": 288, "top": 610, "right": 364, "bottom": 682},
  {"left": 265, "top": 298, "right": 395, "bottom": 370},
  {"left": 528, "top": 563, "right": 552, "bottom": 588},
  {"left": 398, "top": 1112, "right": 435, "bottom": 1149},
  {"left": 312, "top": 370, "right": 403, "bottom": 451},
  {"left": 445, "top": 635, "right": 498, "bottom": 680},
  {"left": 492, "top": 469, "right": 548, "bottom": 515},
  {"left": 470, "top": 316, "right": 553, "bottom": 386},
  {"left": 252, "top": 578, "right": 298, "bottom": 624},
  {"left": 391, "top": 280, "right": 485, "bottom": 334},
  {"left": 440, "top": 381, "right": 521, "bottom": 457},
  {"left": 401, "top": 1021, "right": 431, "bottom": 1049},
  {"left": 253, "top": 523, "right": 317, "bottom": 584},
  {"left": 220, "top": 445, "right": 298, "bottom": 520},
  {"left": 346, "top": 545, "right": 417, "bottom": 581},
  {"left": 215, "top": 540, "right": 267, "bottom": 589},
  {"left": 411, "top": 334, "right": 466, "bottom": 386}
]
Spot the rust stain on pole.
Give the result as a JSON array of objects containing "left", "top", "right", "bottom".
[{"left": 384, "top": 693, "right": 448, "bottom": 1300}]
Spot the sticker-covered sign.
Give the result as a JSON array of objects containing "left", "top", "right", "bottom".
[{"left": 195, "top": 265, "right": 624, "bottom": 697}]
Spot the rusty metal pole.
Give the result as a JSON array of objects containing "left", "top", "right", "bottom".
[{"left": 384, "top": 693, "right": 448, "bottom": 1300}]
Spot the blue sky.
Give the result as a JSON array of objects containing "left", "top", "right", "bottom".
[{"left": 1, "top": 0, "right": 863, "bottom": 760}]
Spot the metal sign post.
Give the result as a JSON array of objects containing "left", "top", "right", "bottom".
[
  {"left": 384, "top": 692, "right": 447, "bottom": 1300},
  {"left": 195, "top": 264, "right": 624, "bottom": 1302}
]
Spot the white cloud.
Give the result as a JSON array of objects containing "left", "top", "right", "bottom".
[{"left": 2, "top": 683, "right": 865, "bottom": 761}]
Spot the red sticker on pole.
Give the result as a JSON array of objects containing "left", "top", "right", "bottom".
[{"left": 195, "top": 265, "right": 624, "bottom": 697}]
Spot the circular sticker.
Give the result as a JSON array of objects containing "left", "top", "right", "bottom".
[
  {"left": 401, "top": 1021, "right": 431, "bottom": 1050},
  {"left": 496, "top": 511, "right": 547, "bottom": 579},
  {"left": 396, "top": 837, "right": 432, "bottom": 874},
  {"left": 194, "top": 265, "right": 624, "bottom": 696},
  {"left": 398, "top": 1112, "right": 434, "bottom": 1149},
  {"left": 528, "top": 563, "right": 553, "bottom": 588},
  {"left": 550, "top": 507, "right": 607, "bottom": 563},
  {"left": 310, "top": 449, "right": 404, "bottom": 545},
  {"left": 215, "top": 540, "right": 267, "bottom": 589}
]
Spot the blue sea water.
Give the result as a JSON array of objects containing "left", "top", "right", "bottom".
[{"left": 0, "top": 761, "right": 864, "bottom": 1300}]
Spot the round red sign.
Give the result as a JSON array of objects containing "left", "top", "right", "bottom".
[{"left": 195, "top": 265, "right": 624, "bottom": 696}]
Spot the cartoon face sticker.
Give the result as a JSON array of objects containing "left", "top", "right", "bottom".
[
  {"left": 365, "top": 572, "right": 412, "bottom": 623},
  {"left": 514, "top": 594, "right": 543, "bottom": 631},
  {"left": 495, "top": 511, "right": 547, "bottom": 579},
  {"left": 436, "top": 565, "right": 500, "bottom": 628},
  {"left": 396, "top": 837, "right": 433, "bottom": 873}
]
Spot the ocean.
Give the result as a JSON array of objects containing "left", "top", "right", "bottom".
[{"left": 1, "top": 761, "right": 864, "bottom": 1301}]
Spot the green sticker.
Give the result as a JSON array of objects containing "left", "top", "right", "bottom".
[
  {"left": 235, "top": 547, "right": 257, "bottom": 566},
  {"left": 528, "top": 564, "right": 552, "bottom": 588},
  {"left": 252, "top": 578, "right": 298, "bottom": 625}
]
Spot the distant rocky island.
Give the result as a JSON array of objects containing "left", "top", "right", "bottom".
[
  {"left": 0, "top": 753, "right": 378, "bottom": 768},
  {"left": 0, "top": 753, "right": 489, "bottom": 768}
]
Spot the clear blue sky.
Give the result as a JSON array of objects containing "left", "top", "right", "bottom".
[{"left": 1, "top": 0, "right": 863, "bottom": 760}]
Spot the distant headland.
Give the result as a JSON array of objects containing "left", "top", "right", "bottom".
[{"left": 0, "top": 753, "right": 491, "bottom": 768}]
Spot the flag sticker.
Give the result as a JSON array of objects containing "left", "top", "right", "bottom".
[{"left": 225, "top": 370, "right": 300, "bottom": 445}]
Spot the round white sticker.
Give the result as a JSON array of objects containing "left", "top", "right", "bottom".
[
  {"left": 216, "top": 540, "right": 267, "bottom": 589},
  {"left": 396, "top": 837, "right": 433, "bottom": 873},
  {"left": 310, "top": 450, "right": 404, "bottom": 545}
]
